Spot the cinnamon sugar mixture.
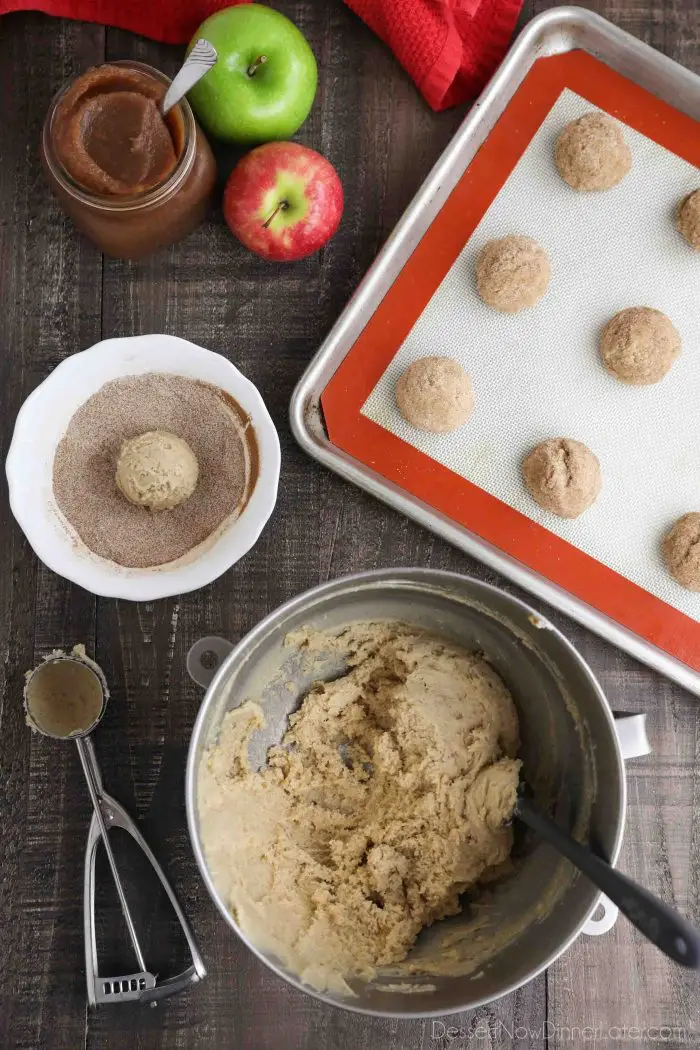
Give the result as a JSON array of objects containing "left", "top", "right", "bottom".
[{"left": 52, "top": 373, "right": 257, "bottom": 568}]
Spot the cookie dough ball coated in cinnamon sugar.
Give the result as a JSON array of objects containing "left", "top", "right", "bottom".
[
  {"left": 475, "top": 235, "right": 551, "bottom": 313},
  {"left": 600, "top": 307, "right": 681, "bottom": 385},
  {"left": 663, "top": 513, "right": 700, "bottom": 591},
  {"left": 555, "top": 112, "right": 632, "bottom": 191},
  {"left": 116, "top": 430, "right": 199, "bottom": 511},
  {"left": 676, "top": 190, "right": 700, "bottom": 250},
  {"left": 395, "top": 356, "right": 474, "bottom": 433},
  {"left": 522, "top": 438, "right": 601, "bottom": 519}
]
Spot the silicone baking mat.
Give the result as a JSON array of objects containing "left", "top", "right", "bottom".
[{"left": 321, "top": 51, "right": 700, "bottom": 672}]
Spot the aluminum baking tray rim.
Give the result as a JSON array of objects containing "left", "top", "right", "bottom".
[{"left": 289, "top": 5, "right": 700, "bottom": 698}]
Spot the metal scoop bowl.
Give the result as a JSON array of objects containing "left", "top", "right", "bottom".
[{"left": 24, "top": 650, "right": 206, "bottom": 1006}]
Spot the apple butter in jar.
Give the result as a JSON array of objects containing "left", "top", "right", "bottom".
[{"left": 41, "top": 61, "right": 216, "bottom": 259}]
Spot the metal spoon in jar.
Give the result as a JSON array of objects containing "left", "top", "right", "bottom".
[{"left": 161, "top": 39, "right": 217, "bottom": 117}]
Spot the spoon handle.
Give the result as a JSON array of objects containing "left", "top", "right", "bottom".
[
  {"left": 517, "top": 794, "right": 700, "bottom": 968},
  {"left": 161, "top": 39, "right": 218, "bottom": 117}
]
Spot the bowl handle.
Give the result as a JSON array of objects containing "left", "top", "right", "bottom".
[
  {"left": 581, "top": 713, "right": 651, "bottom": 938},
  {"left": 582, "top": 895, "right": 619, "bottom": 936},
  {"left": 612, "top": 712, "right": 651, "bottom": 760},
  {"left": 186, "top": 636, "right": 234, "bottom": 689}
]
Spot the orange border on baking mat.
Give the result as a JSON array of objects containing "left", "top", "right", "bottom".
[{"left": 321, "top": 50, "right": 700, "bottom": 672}]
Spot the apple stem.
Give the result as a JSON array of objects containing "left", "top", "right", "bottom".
[
  {"left": 247, "top": 55, "right": 268, "bottom": 77},
  {"left": 262, "top": 201, "right": 289, "bottom": 229}
]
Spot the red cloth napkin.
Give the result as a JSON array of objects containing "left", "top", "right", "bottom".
[
  {"left": 349, "top": 0, "right": 523, "bottom": 110},
  {"left": 0, "top": 0, "right": 523, "bottom": 111}
]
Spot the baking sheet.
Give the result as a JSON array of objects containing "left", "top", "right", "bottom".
[
  {"left": 294, "top": 17, "right": 700, "bottom": 688},
  {"left": 361, "top": 89, "right": 700, "bottom": 621}
]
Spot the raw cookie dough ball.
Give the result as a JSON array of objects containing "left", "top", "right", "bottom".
[
  {"left": 600, "top": 307, "right": 681, "bottom": 385},
  {"left": 522, "top": 438, "right": 601, "bottom": 519},
  {"left": 555, "top": 112, "right": 632, "bottom": 191},
  {"left": 116, "top": 430, "right": 199, "bottom": 511},
  {"left": 475, "top": 235, "right": 551, "bottom": 313},
  {"left": 663, "top": 514, "right": 700, "bottom": 591},
  {"left": 676, "top": 189, "right": 700, "bottom": 250},
  {"left": 396, "top": 356, "right": 474, "bottom": 433}
]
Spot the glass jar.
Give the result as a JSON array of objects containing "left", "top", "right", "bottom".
[{"left": 41, "top": 61, "right": 217, "bottom": 260}]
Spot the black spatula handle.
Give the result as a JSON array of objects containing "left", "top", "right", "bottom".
[{"left": 517, "top": 793, "right": 700, "bottom": 968}]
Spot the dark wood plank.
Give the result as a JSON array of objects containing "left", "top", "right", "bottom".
[
  {"left": 0, "top": 0, "right": 699, "bottom": 1047},
  {"left": 0, "top": 13, "right": 104, "bottom": 1050}
]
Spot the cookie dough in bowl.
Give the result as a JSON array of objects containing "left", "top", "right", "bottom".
[
  {"left": 186, "top": 569, "right": 627, "bottom": 1016},
  {"left": 198, "top": 624, "right": 521, "bottom": 992}
]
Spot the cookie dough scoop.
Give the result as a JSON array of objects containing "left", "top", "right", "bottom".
[{"left": 24, "top": 649, "right": 206, "bottom": 1006}]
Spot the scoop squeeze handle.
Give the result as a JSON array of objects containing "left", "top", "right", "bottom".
[{"left": 82, "top": 734, "right": 207, "bottom": 1006}]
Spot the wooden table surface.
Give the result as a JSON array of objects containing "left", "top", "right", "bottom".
[{"left": 1, "top": 2, "right": 699, "bottom": 1047}]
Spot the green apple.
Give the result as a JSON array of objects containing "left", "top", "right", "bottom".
[{"left": 187, "top": 4, "right": 318, "bottom": 144}]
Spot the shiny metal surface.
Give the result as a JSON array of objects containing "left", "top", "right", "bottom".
[
  {"left": 82, "top": 753, "right": 207, "bottom": 1006},
  {"left": 24, "top": 652, "right": 206, "bottom": 1007},
  {"left": 161, "top": 39, "right": 217, "bottom": 116},
  {"left": 185, "top": 568, "right": 627, "bottom": 1017},
  {"left": 289, "top": 6, "right": 700, "bottom": 697}
]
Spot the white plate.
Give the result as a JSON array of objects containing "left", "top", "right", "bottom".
[{"left": 6, "top": 335, "right": 281, "bottom": 601}]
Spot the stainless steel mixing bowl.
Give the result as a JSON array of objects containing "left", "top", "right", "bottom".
[{"left": 185, "top": 568, "right": 627, "bottom": 1016}]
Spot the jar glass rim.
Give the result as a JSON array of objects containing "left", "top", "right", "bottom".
[{"left": 42, "top": 59, "right": 196, "bottom": 212}]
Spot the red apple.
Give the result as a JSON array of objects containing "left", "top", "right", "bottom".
[{"left": 223, "top": 142, "right": 343, "bottom": 261}]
